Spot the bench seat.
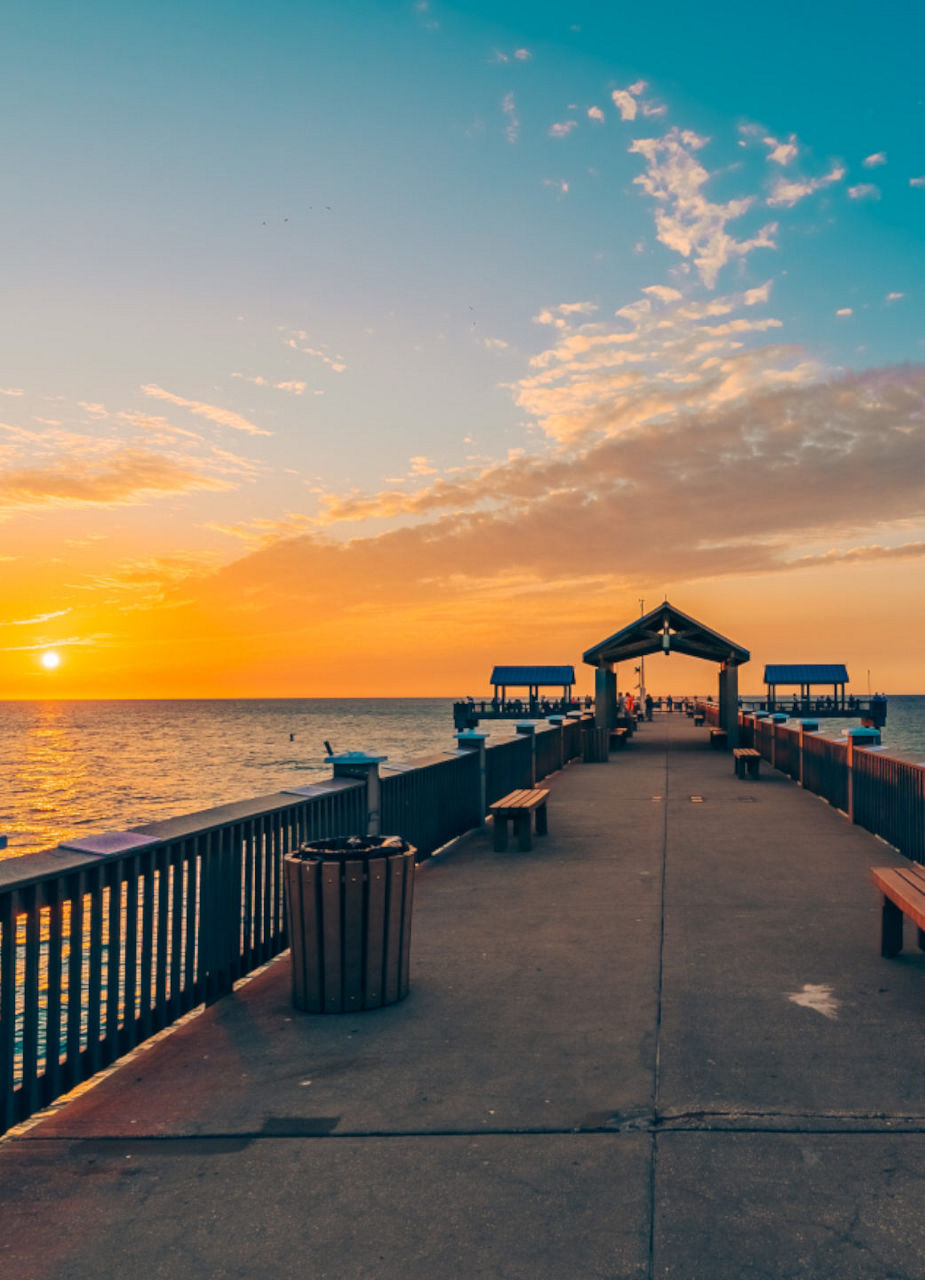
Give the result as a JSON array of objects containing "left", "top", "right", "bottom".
[
  {"left": 609, "top": 727, "right": 628, "bottom": 750},
  {"left": 733, "top": 747, "right": 760, "bottom": 779},
  {"left": 709, "top": 727, "right": 727, "bottom": 749},
  {"left": 693, "top": 713, "right": 705, "bottom": 726},
  {"left": 871, "top": 863, "right": 925, "bottom": 956},
  {"left": 489, "top": 788, "right": 549, "bottom": 852}
]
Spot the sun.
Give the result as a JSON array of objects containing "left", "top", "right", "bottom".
[{"left": 41, "top": 651, "right": 61, "bottom": 670}]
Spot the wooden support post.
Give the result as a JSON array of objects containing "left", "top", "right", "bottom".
[
  {"left": 881, "top": 895, "right": 904, "bottom": 957},
  {"left": 456, "top": 730, "right": 488, "bottom": 825},
  {"left": 516, "top": 721, "right": 537, "bottom": 786},
  {"left": 595, "top": 662, "right": 617, "bottom": 732}
]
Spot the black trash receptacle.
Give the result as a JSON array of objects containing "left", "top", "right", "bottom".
[{"left": 284, "top": 835, "right": 416, "bottom": 1014}]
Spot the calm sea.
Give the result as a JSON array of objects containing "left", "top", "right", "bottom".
[{"left": 3, "top": 695, "right": 925, "bottom": 862}]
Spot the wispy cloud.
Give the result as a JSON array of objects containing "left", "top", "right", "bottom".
[
  {"left": 501, "top": 91, "right": 519, "bottom": 143},
  {"left": 836, "top": 308, "right": 853, "bottom": 316},
  {"left": 630, "top": 127, "right": 777, "bottom": 287},
  {"left": 275, "top": 380, "right": 308, "bottom": 395},
  {"left": 0, "top": 609, "right": 71, "bottom": 627},
  {"left": 141, "top": 385, "right": 271, "bottom": 436},
  {"left": 847, "top": 183, "right": 880, "bottom": 200},
  {"left": 2, "top": 632, "right": 114, "bottom": 653},
  {"left": 739, "top": 125, "right": 799, "bottom": 166},
  {"left": 490, "top": 47, "right": 531, "bottom": 63},
  {"left": 612, "top": 86, "right": 642, "bottom": 121},
  {"left": 0, "top": 387, "right": 24, "bottom": 397},
  {"left": 588, "top": 106, "right": 605, "bottom": 123},
  {"left": 0, "top": 448, "right": 233, "bottom": 511},
  {"left": 548, "top": 120, "right": 577, "bottom": 138},
  {"left": 279, "top": 332, "right": 347, "bottom": 373},
  {"left": 863, "top": 152, "right": 887, "bottom": 167},
  {"left": 767, "top": 163, "right": 845, "bottom": 208},
  {"left": 911, "top": 176, "right": 925, "bottom": 188},
  {"left": 885, "top": 292, "right": 904, "bottom": 303},
  {"left": 191, "top": 364, "right": 925, "bottom": 628}
]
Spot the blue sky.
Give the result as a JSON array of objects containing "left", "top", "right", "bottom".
[{"left": 2, "top": 0, "right": 924, "bottom": 694}]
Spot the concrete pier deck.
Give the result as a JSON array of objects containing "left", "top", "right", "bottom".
[{"left": 3, "top": 715, "right": 925, "bottom": 1279}]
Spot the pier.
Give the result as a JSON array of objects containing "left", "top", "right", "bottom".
[{"left": 3, "top": 712, "right": 925, "bottom": 1277}]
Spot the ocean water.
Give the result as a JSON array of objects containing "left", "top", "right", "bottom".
[
  {"left": 0, "top": 698, "right": 483, "bottom": 860},
  {"left": 2, "top": 695, "right": 924, "bottom": 862}
]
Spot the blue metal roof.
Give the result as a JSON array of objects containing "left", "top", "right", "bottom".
[
  {"left": 764, "top": 664, "right": 849, "bottom": 685},
  {"left": 490, "top": 665, "right": 575, "bottom": 686}
]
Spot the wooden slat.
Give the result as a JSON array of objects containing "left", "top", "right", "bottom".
[
  {"left": 490, "top": 788, "right": 549, "bottom": 814},
  {"left": 365, "top": 857, "right": 386, "bottom": 1009},
  {"left": 398, "top": 856, "right": 415, "bottom": 1001},
  {"left": 342, "top": 860, "right": 365, "bottom": 1012},
  {"left": 299, "top": 859, "right": 323, "bottom": 1013},
  {"left": 105, "top": 862, "right": 124, "bottom": 1063},
  {"left": 284, "top": 858, "right": 305, "bottom": 1009},
  {"left": 321, "top": 862, "right": 342, "bottom": 1013},
  {"left": 122, "top": 856, "right": 139, "bottom": 1052},
  {"left": 183, "top": 843, "right": 198, "bottom": 1009},
  {"left": 0, "top": 893, "right": 17, "bottom": 1132},
  {"left": 85, "top": 865, "right": 104, "bottom": 1072},
  {"left": 383, "top": 853, "right": 405, "bottom": 1006},
  {"left": 168, "top": 845, "right": 183, "bottom": 1020},
  {"left": 21, "top": 886, "right": 41, "bottom": 1117},
  {"left": 139, "top": 851, "right": 155, "bottom": 1037},
  {"left": 65, "top": 872, "right": 85, "bottom": 1091},
  {"left": 43, "top": 883, "right": 64, "bottom": 1107}
]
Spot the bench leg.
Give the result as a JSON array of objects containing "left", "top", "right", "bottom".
[
  {"left": 748, "top": 761, "right": 760, "bottom": 779},
  {"left": 535, "top": 803, "right": 547, "bottom": 837},
  {"left": 918, "top": 928, "right": 925, "bottom": 953},
  {"left": 515, "top": 813, "right": 532, "bottom": 852},
  {"left": 493, "top": 816, "right": 509, "bottom": 853},
  {"left": 881, "top": 896, "right": 903, "bottom": 957}
]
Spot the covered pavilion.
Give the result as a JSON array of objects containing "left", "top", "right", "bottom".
[
  {"left": 764, "top": 663, "right": 849, "bottom": 712},
  {"left": 488, "top": 665, "right": 576, "bottom": 713},
  {"left": 583, "top": 602, "right": 750, "bottom": 746}
]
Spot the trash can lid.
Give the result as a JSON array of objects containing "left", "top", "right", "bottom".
[{"left": 292, "top": 835, "right": 412, "bottom": 861}]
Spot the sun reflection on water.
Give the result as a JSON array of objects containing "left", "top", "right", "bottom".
[{"left": 3, "top": 702, "right": 92, "bottom": 854}]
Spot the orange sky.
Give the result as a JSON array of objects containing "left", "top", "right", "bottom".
[{"left": 3, "top": 7, "right": 924, "bottom": 701}]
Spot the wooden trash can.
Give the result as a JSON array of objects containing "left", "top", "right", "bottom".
[
  {"left": 582, "top": 726, "right": 610, "bottom": 762},
  {"left": 284, "top": 836, "right": 416, "bottom": 1013}
]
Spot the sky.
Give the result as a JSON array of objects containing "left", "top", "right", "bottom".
[{"left": 2, "top": 0, "right": 924, "bottom": 699}]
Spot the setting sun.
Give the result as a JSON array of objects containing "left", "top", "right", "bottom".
[{"left": 40, "top": 651, "right": 61, "bottom": 670}]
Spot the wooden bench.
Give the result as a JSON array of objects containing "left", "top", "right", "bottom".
[
  {"left": 709, "top": 728, "right": 727, "bottom": 749},
  {"left": 733, "top": 747, "right": 760, "bottom": 779},
  {"left": 693, "top": 713, "right": 705, "bottom": 726},
  {"left": 609, "top": 727, "right": 628, "bottom": 750},
  {"left": 871, "top": 863, "right": 925, "bottom": 957},
  {"left": 489, "top": 788, "right": 549, "bottom": 852}
]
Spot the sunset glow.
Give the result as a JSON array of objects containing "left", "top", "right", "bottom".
[{"left": 2, "top": 2, "right": 923, "bottom": 699}]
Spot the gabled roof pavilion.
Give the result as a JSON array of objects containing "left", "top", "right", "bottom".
[{"left": 583, "top": 601, "right": 749, "bottom": 668}]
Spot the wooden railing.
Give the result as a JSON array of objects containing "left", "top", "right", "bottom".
[
  {"left": 740, "top": 712, "right": 924, "bottom": 855},
  {"left": 853, "top": 750, "right": 925, "bottom": 864},
  {"left": 1, "top": 719, "right": 580, "bottom": 1135}
]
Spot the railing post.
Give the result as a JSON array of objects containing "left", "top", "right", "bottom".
[
  {"left": 770, "top": 713, "right": 788, "bottom": 770},
  {"left": 456, "top": 730, "right": 488, "bottom": 825},
  {"left": 548, "top": 714, "right": 565, "bottom": 770},
  {"left": 798, "top": 720, "right": 818, "bottom": 787},
  {"left": 846, "top": 726, "right": 882, "bottom": 825},
  {"left": 328, "top": 752, "right": 387, "bottom": 835},
  {"left": 516, "top": 721, "right": 537, "bottom": 786}
]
